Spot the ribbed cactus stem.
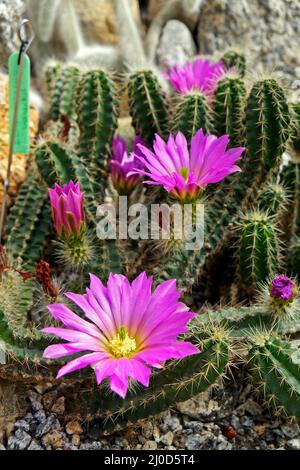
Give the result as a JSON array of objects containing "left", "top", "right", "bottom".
[
  {"left": 238, "top": 211, "right": 280, "bottom": 288},
  {"left": 172, "top": 92, "right": 212, "bottom": 141},
  {"left": 214, "top": 76, "right": 246, "bottom": 147},
  {"left": 35, "top": 141, "right": 75, "bottom": 187},
  {"left": 290, "top": 103, "right": 300, "bottom": 159},
  {"left": 258, "top": 181, "right": 289, "bottom": 217},
  {"left": 220, "top": 50, "right": 246, "bottom": 77},
  {"left": 49, "top": 66, "right": 80, "bottom": 121},
  {"left": 248, "top": 336, "right": 300, "bottom": 421},
  {"left": 76, "top": 70, "right": 118, "bottom": 188},
  {"left": 128, "top": 70, "right": 169, "bottom": 146},
  {"left": 246, "top": 78, "right": 290, "bottom": 174},
  {"left": 6, "top": 171, "right": 49, "bottom": 263}
]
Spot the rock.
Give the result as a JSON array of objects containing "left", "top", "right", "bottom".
[
  {"left": 198, "top": 0, "right": 300, "bottom": 83},
  {"left": 0, "top": 0, "right": 25, "bottom": 70},
  {"left": 160, "top": 413, "right": 183, "bottom": 433},
  {"left": 176, "top": 391, "right": 220, "bottom": 420},
  {"left": 186, "top": 435, "right": 205, "bottom": 450},
  {"left": 36, "top": 414, "right": 61, "bottom": 438},
  {"left": 28, "top": 391, "right": 43, "bottom": 412},
  {"left": 0, "top": 444, "right": 6, "bottom": 450},
  {"left": 281, "top": 425, "right": 299, "bottom": 439},
  {"left": 143, "top": 440, "right": 158, "bottom": 450},
  {"left": 142, "top": 421, "right": 154, "bottom": 439},
  {"left": 160, "top": 431, "right": 174, "bottom": 446},
  {"left": 66, "top": 420, "right": 83, "bottom": 435},
  {"left": 42, "top": 431, "right": 65, "bottom": 449},
  {"left": 42, "top": 391, "right": 58, "bottom": 410},
  {"left": 79, "top": 442, "right": 102, "bottom": 450},
  {"left": 14, "top": 420, "right": 30, "bottom": 432},
  {"left": 287, "top": 438, "right": 300, "bottom": 450},
  {"left": 74, "top": 0, "right": 141, "bottom": 46},
  {"left": 27, "top": 440, "right": 43, "bottom": 451},
  {"left": 156, "top": 20, "right": 197, "bottom": 66},
  {"left": 7, "top": 429, "right": 32, "bottom": 450},
  {"left": 71, "top": 434, "right": 81, "bottom": 447},
  {"left": 51, "top": 397, "right": 65, "bottom": 415}
]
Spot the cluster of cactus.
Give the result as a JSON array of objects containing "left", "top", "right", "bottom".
[{"left": 1, "top": 50, "right": 300, "bottom": 434}]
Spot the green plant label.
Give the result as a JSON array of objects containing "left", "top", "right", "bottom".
[{"left": 8, "top": 52, "right": 31, "bottom": 154}]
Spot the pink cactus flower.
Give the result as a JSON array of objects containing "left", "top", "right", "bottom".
[
  {"left": 48, "top": 181, "right": 85, "bottom": 239},
  {"left": 129, "top": 129, "right": 245, "bottom": 203},
  {"left": 163, "top": 57, "right": 226, "bottom": 97},
  {"left": 111, "top": 135, "right": 145, "bottom": 195},
  {"left": 270, "top": 275, "right": 297, "bottom": 302},
  {"left": 42, "top": 272, "right": 199, "bottom": 399}
]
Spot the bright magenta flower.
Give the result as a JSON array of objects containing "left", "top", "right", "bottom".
[
  {"left": 111, "top": 135, "right": 145, "bottom": 195},
  {"left": 163, "top": 57, "right": 226, "bottom": 97},
  {"left": 129, "top": 129, "right": 245, "bottom": 203},
  {"left": 48, "top": 181, "right": 85, "bottom": 239},
  {"left": 270, "top": 275, "right": 297, "bottom": 302},
  {"left": 42, "top": 272, "right": 199, "bottom": 399}
]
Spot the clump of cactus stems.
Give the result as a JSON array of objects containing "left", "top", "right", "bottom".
[{"left": 1, "top": 52, "right": 300, "bottom": 433}]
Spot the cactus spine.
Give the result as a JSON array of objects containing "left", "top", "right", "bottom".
[
  {"left": 214, "top": 76, "right": 246, "bottom": 147},
  {"left": 238, "top": 211, "right": 281, "bottom": 288},
  {"left": 76, "top": 70, "right": 119, "bottom": 189},
  {"left": 220, "top": 50, "right": 246, "bottom": 77},
  {"left": 173, "top": 93, "right": 212, "bottom": 141},
  {"left": 248, "top": 336, "right": 300, "bottom": 421},
  {"left": 246, "top": 79, "right": 290, "bottom": 174},
  {"left": 128, "top": 70, "right": 169, "bottom": 146}
]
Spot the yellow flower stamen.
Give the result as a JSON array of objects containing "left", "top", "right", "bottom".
[
  {"left": 110, "top": 326, "right": 137, "bottom": 358},
  {"left": 180, "top": 167, "right": 189, "bottom": 182}
]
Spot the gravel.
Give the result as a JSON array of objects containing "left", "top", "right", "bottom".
[{"left": 1, "top": 371, "right": 299, "bottom": 451}]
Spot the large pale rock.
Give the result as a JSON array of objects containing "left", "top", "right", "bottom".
[
  {"left": 157, "top": 19, "right": 197, "bottom": 66},
  {"left": 198, "top": 0, "right": 300, "bottom": 83},
  {"left": 0, "top": 0, "right": 25, "bottom": 71},
  {"left": 74, "top": 0, "right": 142, "bottom": 45}
]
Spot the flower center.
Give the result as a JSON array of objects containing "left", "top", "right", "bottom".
[
  {"left": 110, "top": 326, "right": 137, "bottom": 358},
  {"left": 180, "top": 167, "right": 189, "bottom": 182}
]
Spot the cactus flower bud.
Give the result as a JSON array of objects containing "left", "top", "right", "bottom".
[
  {"left": 269, "top": 274, "right": 298, "bottom": 316},
  {"left": 110, "top": 135, "right": 145, "bottom": 195},
  {"left": 48, "top": 181, "right": 85, "bottom": 239}
]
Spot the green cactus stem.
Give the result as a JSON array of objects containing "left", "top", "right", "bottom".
[
  {"left": 220, "top": 50, "right": 246, "bottom": 77},
  {"left": 172, "top": 93, "right": 212, "bottom": 141},
  {"left": 248, "top": 335, "right": 300, "bottom": 421},
  {"left": 246, "top": 78, "right": 290, "bottom": 175},
  {"left": 128, "top": 70, "right": 169, "bottom": 146},
  {"left": 214, "top": 76, "right": 246, "bottom": 147},
  {"left": 238, "top": 211, "right": 281, "bottom": 288},
  {"left": 76, "top": 70, "right": 119, "bottom": 190},
  {"left": 35, "top": 141, "right": 75, "bottom": 187}
]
